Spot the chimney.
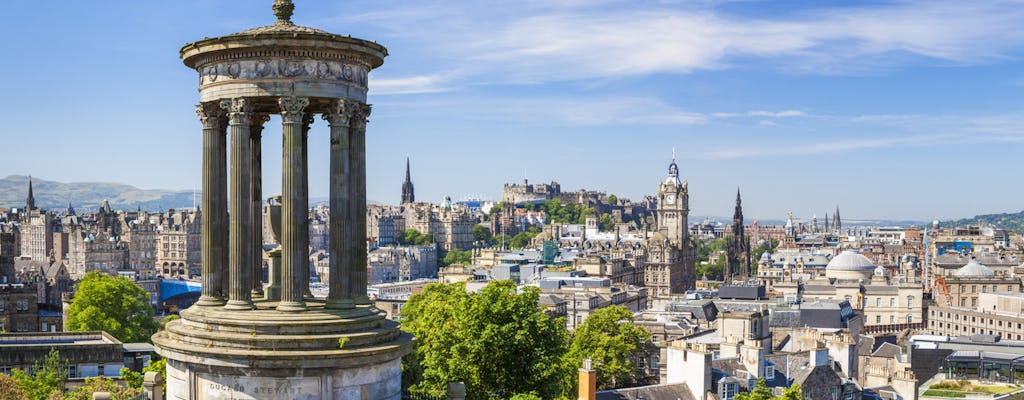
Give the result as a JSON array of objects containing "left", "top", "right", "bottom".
[
  {"left": 811, "top": 346, "right": 829, "bottom": 367},
  {"left": 579, "top": 358, "right": 597, "bottom": 400}
]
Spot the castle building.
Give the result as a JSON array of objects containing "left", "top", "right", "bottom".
[{"left": 645, "top": 156, "right": 697, "bottom": 303}]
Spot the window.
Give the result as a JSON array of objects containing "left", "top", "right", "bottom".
[
  {"left": 0, "top": 302, "right": 4, "bottom": 312},
  {"left": 890, "top": 298, "right": 895, "bottom": 307},
  {"left": 907, "top": 315, "right": 913, "bottom": 323},
  {"left": 907, "top": 296, "right": 914, "bottom": 309},
  {"left": 765, "top": 364, "right": 775, "bottom": 380},
  {"left": 890, "top": 315, "right": 895, "bottom": 324},
  {"left": 875, "top": 297, "right": 881, "bottom": 307},
  {"left": 68, "top": 365, "right": 77, "bottom": 378},
  {"left": 876, "top": 315, "right": 881, "bottom": 324}
]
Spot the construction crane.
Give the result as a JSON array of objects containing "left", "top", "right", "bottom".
[{"left": 933, "top": 277, "right": 952, "bottom": 307}]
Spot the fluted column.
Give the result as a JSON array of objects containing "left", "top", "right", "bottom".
[
  {"left": 301, "top": 114, "right": 315, "bottom": 299},
  {"left": 278, "top": 96, "right": 310, "bottom": 312},
  {"left": 250, "top": 114, "right": 269, "bottom": 298},
  {"left": 351, "top": 103, "right": 372, "bottom": 305},
  {"left": 323, "top": 100, "right": 355, "bottom": 309},
  {"left": 222, "top": 98, "right": 256, "bottom": 311},
  {"left": 195, "top": 102, "right": 227, "bottom": 307}
]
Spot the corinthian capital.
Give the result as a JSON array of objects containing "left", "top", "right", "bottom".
[
  {"left": 195, "top": 102, "right": 226, "bottom": 129},
  {"left": 250, "top": 114, "right": 271, "bottom": 139},
  {"left": 322, "top": 99, "right": 357, "bottom": 127},
  {"left": 351, "top": 103, "right": 372, "bottom": 130},
  {"left": 278, "top": 97, "right": 310, "bottom": 124},
  {"left": 220, "top": 98, "right": 256, "bottom": 125}
]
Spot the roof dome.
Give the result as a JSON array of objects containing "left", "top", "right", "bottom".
[
  {"left": 760, "top": 252, "right": 772, "bottom": 261},
  {"left": 826, "top": 250, "right": 875, "bottom": 271},
  {"left": 954, "top": 260, "right": 994, "bottom": 277}
]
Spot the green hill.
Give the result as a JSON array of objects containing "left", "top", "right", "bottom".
[
  {"left": 0, "top": 175, "right": 197, "bottom": 212},
  {"left": 945, "top": 210, "right": 1024, "bottom": 233}
]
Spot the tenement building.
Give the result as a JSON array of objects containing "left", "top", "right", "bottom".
[{"left": 151, "top": 2, "right": 411, "bottom": 398}]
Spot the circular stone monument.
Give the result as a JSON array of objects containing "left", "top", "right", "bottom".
[{"left": 152, "top": 1, "right": 412, "bottom": 399}]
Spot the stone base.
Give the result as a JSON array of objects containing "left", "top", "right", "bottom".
[
  {"left": 166, "top": 355, "right": 401, "bottom": 400},
  {"left": 153, "top": 300, "right": 412, "bottom": 400}
]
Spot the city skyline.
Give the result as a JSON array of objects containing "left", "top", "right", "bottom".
[{"left": 2, "top": 1, "right": 1024, "bottom": 221}]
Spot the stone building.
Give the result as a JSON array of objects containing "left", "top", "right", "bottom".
[
  {"left": 0, "top": 331, "right": 125, "bottom": 379},
  {"left": 0, "top": 281, "right": 38, "bottom": 333},
  {"left": 66, "top": 228, "right": 128, "bottom": 279},
  {"left": 122, "top": 211, "right": 159, "bottom": 280},
  {"left": 645, "top": 156, "right": 697, "bottom": 303},
  {"left": 933, "top": 259, "right": 1022, "bottom": 309},
  {"left": 18, "top": 178, "right": 55, "bottom": 262},
  {"left": 154, "top": 208, "right": 201, "bottom": 278},
  {"left": 928, "top": 292, "right": 1024, "bottom": 340},
  {"left": 501, "top": 178, "right": 562, "bottom": 205}
]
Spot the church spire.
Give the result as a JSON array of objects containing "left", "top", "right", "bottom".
[
  {"left": 401, "top": 157, "right": 415, "bottom": 204},
  {"left": 832, "top": 206, "right": 841, "bottom": 234},
  {"left": 26, "top": 176, "right": 36, "bottom": 211}
]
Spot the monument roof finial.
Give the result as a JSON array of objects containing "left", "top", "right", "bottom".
[{"left": 273, "top": 0, "right": 296, "bottom": 25}]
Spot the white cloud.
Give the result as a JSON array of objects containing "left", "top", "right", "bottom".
[
  {"left": 713, "top": 110, "right": 807, "bottom": 118},
  {"left": 372, "top": 74, "right": 451, "bottom": 95},
  {"left": 345, "top": 1, "right": 1024, "bottom": 85}
]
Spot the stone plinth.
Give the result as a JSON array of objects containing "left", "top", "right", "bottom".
[{"left": 153, "top": 302, "right": 412, "bottom": 400}]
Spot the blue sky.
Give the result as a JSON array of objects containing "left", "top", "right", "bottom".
[{"left": 1, "top": 1, "right": 1023, "bottom": 221}]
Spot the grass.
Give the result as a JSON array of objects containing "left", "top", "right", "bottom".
[
  {"left": 974, "top": 386, "right": 1016, "bottom": 395},
  {"left": 923, "top": 390, "right": 967, "bottom": 398}
]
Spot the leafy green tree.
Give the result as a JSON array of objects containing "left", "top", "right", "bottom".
[
  {"left": 11, "top": 348, "right": 66, "bottom": 400},
  {"left": 509, "top": 393, "right": 542, "bottom": 400},
  {"left": 120, "top": 367, "right": 142, "bottom": 390},
  {"left": 442, "top": 249, "right": 473, "bottom": 266},
  {"left": 0, "top": 374, "right": 28, "bottom": 400},
  {"left": 734, "top": 378, "right": 806, "bottom": 400},
  {"left": 399, "top": 229, "right": 434, "bottom": 246},
  {"left": 66, "top": 272, "right": 158, "bottom": 343},
  {"left": 599, "top": 214, "right": 615, "bottom": 232},
  {"left": 562, "top": 306, "right": 649, "bottom": 394},
  {"left": 61, "top": 377, "right": 141, "bottom": 400},
  {"left": 509, "top": 226, "right": 541, "bottom": 249},
  {"left": 492, "top": 234, "right": 512, "bottom": 249},
  {"left": 607, "top": 194, "right": 618, "bottom": 206},
  {"left": 472, "top": 225, "right": 491, "bottom": 243},
  {"left": 400, "top": 281, "right": 568, "bottom": 400}
]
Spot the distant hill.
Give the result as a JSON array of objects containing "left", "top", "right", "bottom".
[
  {"left": 0, "top": 175, "right": 197, "bottom": 212},
  {"left": 945, "top": 210, "right": 1024, "bottom": 233}
]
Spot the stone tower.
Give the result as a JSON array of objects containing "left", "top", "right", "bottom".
[
  {"left": 833, "top": 206, "right": 842, "bottom": 234},
  {"left": 152, "top": 2, "right": 412, "bottom": 398},
  {"left": 726, "top": 189, "right": 750, "bottom": 281},
  {"left": 645, "top": 156, "right": 697, "bottom": 303},
  {"left": 401, "top": 157, "right": 415, "bottom": 204}
]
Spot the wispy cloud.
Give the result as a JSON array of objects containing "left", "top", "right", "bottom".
[
  {"left": 713, "top": 110, "right": 808, "bottom": 118},
  {"left": 340, "top": 0, "right": 1024, "bottom": 86},
  {"left": 372, "top": 74, "right": 451, "bottom": 95}
]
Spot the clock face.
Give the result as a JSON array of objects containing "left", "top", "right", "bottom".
[{"left": 665, "top": 194, "right": 676, "bottom": 205}]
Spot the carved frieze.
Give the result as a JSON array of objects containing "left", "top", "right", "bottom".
[{"left": 198, "top": 59, "right": 369, "bottom": 88}]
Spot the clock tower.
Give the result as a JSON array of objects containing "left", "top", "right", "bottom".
[
  {"left": 657, "top": 157, "right": 688, "bottom": 244},
  {"left": 645, "top": 156, "right": 697, "bottom": 304}
]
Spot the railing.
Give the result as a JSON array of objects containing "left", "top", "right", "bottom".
[{"left": 864, "top": 322, "right": 927, "bottom": 334}]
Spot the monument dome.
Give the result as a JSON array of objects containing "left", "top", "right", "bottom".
[
  {"left": 954, "top": 260, "right": 995, "bottom": 277},
  {"left": 825, "top": 250, "right": 875, "bottom": 280}
]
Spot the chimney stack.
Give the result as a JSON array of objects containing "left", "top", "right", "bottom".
[{"left": 579, "top": 358, "right": 597, "bottom": 400}]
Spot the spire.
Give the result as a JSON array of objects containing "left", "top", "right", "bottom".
[
  {"left": 66, "top": 201, "right": 76, "bottom": 216},
  {"left": 273, "top": 0, "right": 295, "bottom": 25},
  {"left": 735, "top": 187, "right": 741, "bottom": 206},
  {"left": 401, "top": 157, "right": 415, "bottom": 204},
  {"left": 665, "top": 152, "right": 680, "bottom": 185},
  {"left": 26, "top": 176, "right": 36, "bottom": 210}
]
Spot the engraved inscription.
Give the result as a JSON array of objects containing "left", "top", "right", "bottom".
[{"left": 197, "top": 375, "right": 322, "bottom": 400}]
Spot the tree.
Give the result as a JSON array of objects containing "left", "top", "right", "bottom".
[
  {"left": 562, "top": 306, "right": 649, "bottom": 394},
  {"left": 472, "top": 225, "right": 491, "bottom": 243},
  {"left": 399, "top": 229, "right": 434, "bottom": 246},
  {"left": 735, "top": 379, "right": 806, "bottom": 400},
  {"left": 607, "top": 194, "right": 618, "bottom": 205},
  {"left": 61, "top": 377, "right": 141, "bottom": 400},
  {"left": 599, "top": 214, "right": 615, "bottom": 232},
  {"left": 441, "top": 249, "right": 473, "bottom": 266},
  {"left": 400, "top": 281, "right": 568, "bottom": 400},
  {"left": 509, "top": 226, "right": 541, "bottom": 249},
  {"left": 0, "top": 374, "right": 28, "bottom": 400},
  {"left": 11, "top": 348, "right": 66, "bottom": 400},
  {"left": 66, "top": 272, "right": 158, "bottom": 343}
]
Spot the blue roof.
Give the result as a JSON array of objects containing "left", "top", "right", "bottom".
[{"left": 160, "top": 279, "right": 202, "bottom": 301}]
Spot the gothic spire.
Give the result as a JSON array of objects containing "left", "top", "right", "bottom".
[
  {"left": 26, "top": 176, "right": 36, "bottom": 211},
  {"left": 401, "top": 157, "right": 415, "bottom": 204}
]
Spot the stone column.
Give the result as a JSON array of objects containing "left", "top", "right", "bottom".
[
  {"left": 350, "top": 103, "right": 372, "bottom": 304},
  {"left": 323, "top": 100, "right": 355, "bottom": 309},
  {"left": 250, "top": 114, "right": 269, "bottom": 298},
  {"left": 195, "top": 103, "right": 227, "bottom": 307},
  {"left": 278, "top": 96, "right": 310, "bottom": 312},
  {"left": 301, "top": 114, "right": 315, "bottom": 298},
  {"left": 222, "top": 98, "right": 255, "bottom": 311}
]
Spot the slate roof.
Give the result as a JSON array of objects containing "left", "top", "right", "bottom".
[
  {"left": 871, "top": 342, "right": 903, "bottom": 358},
  {"left": 596, "top": 382, "right": 695, "bottom": 400}
]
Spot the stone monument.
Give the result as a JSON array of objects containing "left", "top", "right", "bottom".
[{"left": 151, "top": 1, "right": 412, "bottom": 398}]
